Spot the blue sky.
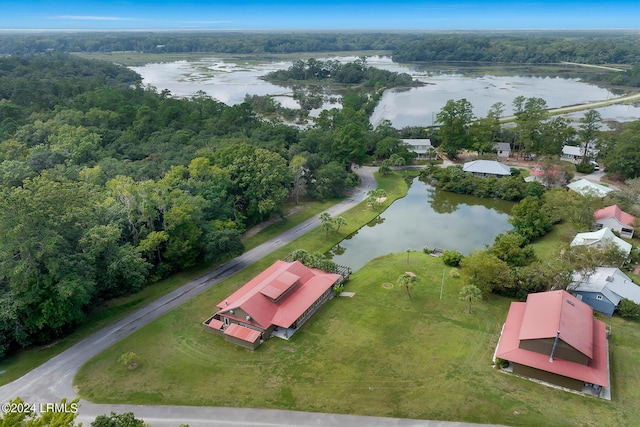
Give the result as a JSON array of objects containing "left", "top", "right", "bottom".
[{"left": 0, "top": 0, "right": 638, "bottom": 31}]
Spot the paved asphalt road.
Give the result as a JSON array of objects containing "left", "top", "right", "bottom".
[{"left": 0, "top": 166, "right": 502, "bottom": 426}]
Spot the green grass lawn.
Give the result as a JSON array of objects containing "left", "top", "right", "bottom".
[{"left": 75, "top": 249, "right": 640, "bottom": 426}]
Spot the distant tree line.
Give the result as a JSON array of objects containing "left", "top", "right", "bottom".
[{"left": 2, "top": 31, "right": 640, "bottom": 67}]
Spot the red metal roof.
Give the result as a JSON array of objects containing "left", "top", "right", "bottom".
[
  {"left": 496, "top": 291, "right": 609, "bottom": 387},
  {"left": 224, "top": 323, "right": 261, "bottom": 343},
  {"left": 216, "top": 260, "right": 341, "bottom": 330},
  {"left": 260, "top": 271, "right": 300, "bottom": 300},
  {"left": 207, "top": 318, "right": 224, "bottom": 330},
  {"left": 594, "top": 204, "right": 636, "bottom": 227},
  {"left": 518, "top": 290, "right": 593, "bottom": 359}
]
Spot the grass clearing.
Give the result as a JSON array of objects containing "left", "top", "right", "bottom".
[
  {"left": 75, "top": 171, "right": 640, "bottom": 426},
  {"left": 75, "top": 248, "right": 640, "bottom": 426}
]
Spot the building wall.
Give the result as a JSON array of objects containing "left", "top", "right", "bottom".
[
  {"left": 292, "top": 286, "right": 334, "bottom": 330},
  {"left": 225, "top": 334, "right": 261, "bottom": 350},
  {"left": 574, "top": 291, "right": 616, "bottom": 317},
  {"left": 519, "top": 338, "right": 590, "bottom": 365},
  {"left": 513, "top": 363, "right": 585, "bottom": 391},
  {"left": 596, "top": 218, "right": 634, "bottom": 238}
]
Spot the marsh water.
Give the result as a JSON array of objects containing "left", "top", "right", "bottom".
[
  {"left": 131, "top": 55, "right": 640, "bottom": 128},
  {"left": 327, "top": 177, "right": 514, "bottom": 272}
]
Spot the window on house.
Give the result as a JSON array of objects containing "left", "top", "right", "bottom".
[{"left": 596, "top": 295, "right": 603, "bottom": 301}]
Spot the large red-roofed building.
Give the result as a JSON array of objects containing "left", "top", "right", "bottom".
[
  {"left": 203, "top": 260, "right": 342, "bottom": 350},
  {"left": 495, "top": 290, "right": 610, "bottom": 398}
]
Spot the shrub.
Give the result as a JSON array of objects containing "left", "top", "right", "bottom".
[
  {"left": 575, "top": 162, "right": 595, "bottom": 174},
  {"left": 422, "top": 246, "right": 431, "bottom": 254},
  {"left": 618, "top": 298, "right": 640, "bottom": 318},
  {"left": 118, "top": 351, "right": 143, "bottom": 369},
  {"left": 442, "top": 249, "right": 463, "bottom": 267},
  {"left": 495, "top": 358, "right": 510, "bottom": 369}
]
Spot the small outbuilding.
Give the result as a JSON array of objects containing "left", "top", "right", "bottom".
[{"left": 493, "top": 142, "right": 511, "bottom": 158}]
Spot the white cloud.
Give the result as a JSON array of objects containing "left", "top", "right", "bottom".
[{"left": 51, "top": 15, "right": 137, "bottom": 21}]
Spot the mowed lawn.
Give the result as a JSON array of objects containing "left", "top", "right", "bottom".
[{"left": 75, "top": 248, "right": 640, "bottom": 427}]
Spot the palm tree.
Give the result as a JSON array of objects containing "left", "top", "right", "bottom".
[
  {"left": 459, "top": 285, "right": 482, "bottom": 314},
  {"left": 334, "top": 216, "right": 347, "bottom": 232},
  {"left": 319, "top": 212, "right": 334, "bottom": 237},
  {"left": 397, "top": 272, "right": 417, "bottom": 299}
]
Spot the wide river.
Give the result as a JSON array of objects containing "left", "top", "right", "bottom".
[{"left": 131, "top": 55, "right": 640, "bottom": 128}]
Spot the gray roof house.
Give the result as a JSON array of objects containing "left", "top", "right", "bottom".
[
  {"left": 571, "top": 267, "right": 640, "bottom": 316},
  {"left": 402, "top": 139, "right": 436, "bottom": 159},
  {"left": 462, "top": 160, "right": 511, "bottom": 178},
  {"left": 493, "top": 142, "right": 511, "bottom": 158},
  {"left": 561, "top": 145, "right": 598, "bottom": 164}
]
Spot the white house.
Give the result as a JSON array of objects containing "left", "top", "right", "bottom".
[
  {"left": 594, "top": 205, "right": 636, "bottom": 239},
  {"left": 567, "top": 179, "right": 613, "bottom": 198},
  {"left": 493, "top": 142, "right": 511, "bottom": 158},
  {"left": 462, "top": 160, "right": 511, "bottom": 178},
  {"left": 561, "top": 145, "right": 598, "bottom": 164},
  {"left": 570, "top": 227, "right": 632, "bottom": 257},
  {"left": 402, "top": 139, "right": 436, "bottom": 160}
]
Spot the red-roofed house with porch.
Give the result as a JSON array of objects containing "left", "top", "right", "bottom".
[
  {"left": 494, "top": 290, "right": 610, "bottom": 398},
  {"left": 203, "top": 260, "right": 342, "bottom": 350},
  {"left": 594, "top": 204, "right": 636, "bottom": 239}
]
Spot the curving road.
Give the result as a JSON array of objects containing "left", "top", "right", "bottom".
[
  {"left": 0, "top": 166, "right": 497, "bottom": 426},
  {"left": 499, "top": 91, "right": 640, "bottom": 123}
]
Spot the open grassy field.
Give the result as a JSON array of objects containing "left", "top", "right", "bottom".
[
  {"left": 75, "top": 248, "right": 640, "bottom": 426},
  {"left": 75, "top": 171, "right": 640, "bottom": 426}
]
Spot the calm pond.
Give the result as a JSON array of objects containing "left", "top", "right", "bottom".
[
  {"left": 327, "top": 177, "right": 514, "bottom": 272},
  {"left": 130, "top": 55, "right": 640, "bottom": 128}
]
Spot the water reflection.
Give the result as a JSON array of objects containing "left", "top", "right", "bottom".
[
  {"left": 327, "top": 178, "right": 514, "bottom": 272},
  {"left": 131, "top": 56, "right": 640, "bottom": 128}
]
